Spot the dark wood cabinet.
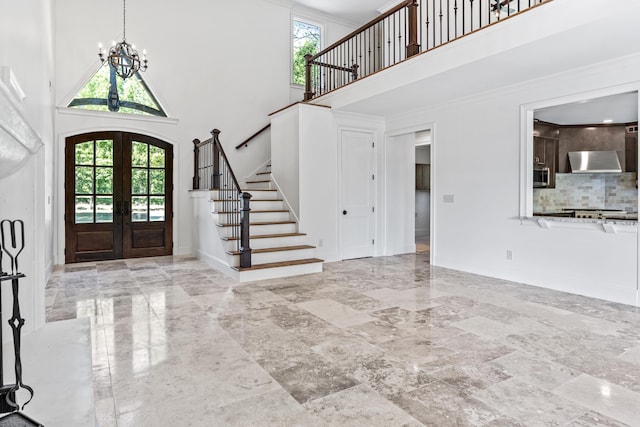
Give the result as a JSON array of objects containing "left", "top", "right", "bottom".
[
  {"left": 416, "top": 163, "right": 430, "bottom": 191},
  {"left": 533, "top": 136, "right": 558, "bottom": 188},
  {"left": 625, "top": 132, "right": 637, "bottom": 172}
]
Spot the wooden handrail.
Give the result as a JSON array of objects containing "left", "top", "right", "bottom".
[
  {"left": 235, "top": 123, "right": 271, "bottom": 150},
  {"left": 308, "top": 0, "right": 412, "bottom": 63}
]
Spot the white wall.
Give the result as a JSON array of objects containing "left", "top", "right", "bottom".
[
  {"left": 383, "top": 56, "right": 640, "bottom": 305},
  {"left": 386, "top": 134, "right": 416, "bottom": 255},
  {"left": 0, "top": 0, "right": 55, "bottom": 332},
  {"left": 270, "top": 105, "right": 300, "bottom": 215},
  {"left": 53, "top": 0, "right": 310, "bottom": 263}
]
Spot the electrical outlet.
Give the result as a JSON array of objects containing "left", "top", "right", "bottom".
[
  {"left": 443, "top": 194, "right": 454, "bottom": 203},
  {"left": 506, "top": 250, "right": 513, "bottom": 260}
]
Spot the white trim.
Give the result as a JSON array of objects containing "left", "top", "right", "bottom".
[
  {"left": 518, "top": 82, "right": 640, "bottom": 218},
  {"left": 57, "top": 106, "right": 179, "bottom": 124},
  {"left": 271, "top": 175, "right": 300, "bottom": 223}
]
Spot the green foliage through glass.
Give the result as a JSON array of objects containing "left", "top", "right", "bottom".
[{"left": 292, "top": 20, "right": 321, "bottom": 85}]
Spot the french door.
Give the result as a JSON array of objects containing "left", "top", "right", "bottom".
[{"left": 65, "top": 131, "right": 173, "bottom": 263}]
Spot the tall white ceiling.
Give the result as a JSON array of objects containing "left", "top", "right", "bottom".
[{"left": 291, "top": 0, "right": 395, "bottom": 25}]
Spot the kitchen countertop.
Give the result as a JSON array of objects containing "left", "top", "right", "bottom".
[{"left": 527, "top": 213, "right": 637, "bottom": 226}]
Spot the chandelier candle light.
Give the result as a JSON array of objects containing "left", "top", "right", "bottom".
[{"left": 98, "top": 0, "right": 148, "bottom": 80}]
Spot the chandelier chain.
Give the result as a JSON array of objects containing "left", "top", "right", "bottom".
[{"left": 122, "top": 0, "right": 126, "bottom": 41}]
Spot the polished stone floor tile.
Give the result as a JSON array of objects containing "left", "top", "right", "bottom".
[
  {"left": 45, "top": 254, "right": 640, "bottom": 425},
  {"left": 553, "top": 374, "right": 640, "bottom": 426},
  {"left": 303, "top": 384, "right": 423, "bottom": 426}
]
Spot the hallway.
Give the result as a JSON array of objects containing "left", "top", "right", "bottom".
[{"left": 46, "top": 255, "right": 640, "bottom": 426}]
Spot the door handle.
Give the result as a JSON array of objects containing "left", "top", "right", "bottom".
[{"left": 342, "top": 210, "right": 347, "bottom": 215}]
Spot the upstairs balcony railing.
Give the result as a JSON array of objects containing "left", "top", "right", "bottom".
[{"left": 304, "top": 0, "right": 550, "bottom": 100}]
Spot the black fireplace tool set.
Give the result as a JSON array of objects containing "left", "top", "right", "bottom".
[{"left": 0, "top": 220, "right": 43, "bottom": 426}]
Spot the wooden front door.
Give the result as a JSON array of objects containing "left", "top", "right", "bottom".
[{"left": 65, "top": 131, "right": 173, "bottom": 263}]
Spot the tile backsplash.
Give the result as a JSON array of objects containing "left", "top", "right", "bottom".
[{"left": 534, "top": 172, "right": 638, "bottom": 212}]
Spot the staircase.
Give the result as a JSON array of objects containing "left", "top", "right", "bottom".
[{"left": 211, "top": 163, "right": 323, "bottom": 281}]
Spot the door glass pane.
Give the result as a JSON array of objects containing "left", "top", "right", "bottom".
[
  {"left": 75, "top": 141, "right": 94, "bottom": 165},
  {"left": 75, "top": 167, "right": 94, "bottom": 194},
  {"left": 132, "top": 169, "right": 148, "bottom": 195},
  {"left": 75, "top": 196, "right": 94, "bottom": 223},
  {"left": 96, "top": 167, "right": 113, "bottom": 194},
  {"left": 132, "top": 196, "right": 148, "bottom": 222},
  {"left": 149, "top": 169, "right": 165, "bottom": 194},
  {"left": 149, "top": 196, "right": 165, "bottom": 221},
  {"left": 132, "top": 141, "right": 148, "bottom": 167},
  {"left": 96, "top": 196, "right": 113, "bottom": 223},
  {"left": 96, "top": 140, "right": 114, "bottom": 166},
  {"left": 149, "top": 145, "right": 165, "bottom": 167}
]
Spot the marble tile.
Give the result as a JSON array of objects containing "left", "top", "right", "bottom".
[
  {"left": 393, "top": 380, "right": 502, "bottom": 426},
  {"left": 303, "top": 384, "right": 422, "bottom": 426},
  {"left": 297, "top": 298, "right": 375, "bottom": 328},
  {"left": 431, "top": 362, "right": 511, "bottom": 395},
  {"left": 553, "top": 374, "right": 640, "bottom": 426},
  {"left": 44, "top": 254, "right": 640, "bottom": 426},
  {"left": 489, "top": 350, "right": 580, "bottom": 391},
  {"left": 618, "top": 345, "right": 640, "bottom": 365},
  {"left": 270, "top": 358, "right": 359, "bottom": 404},
  {"left": 473, "top": 377, "right": 588, "bottom": 426},
  {"left": 364, "top": 287, "right": 441, "bottom": 311}
]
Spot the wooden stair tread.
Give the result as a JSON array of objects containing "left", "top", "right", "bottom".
[
  {"left": 256, "top": 172, "right": 271, "bottom": 175},
  {"left": 246, "top": 180, "right": 271, "bottom": 184},
  {"left": 210, "top": 199, "right": 283, "bottom": 202},
  {"left": 233, "top": 258, "right": 324, "bottom": 272},
  {"left": 241, "top": 189, "right": 277, "bottom": 192},
  {"left": 226, "top": 245, "right": 315, "bottom": 256},
  {"left": 217, "top": 220, "right": 295, "bottom": 227},
  {"left": 222, "top": 233, "right": 306, "bottom": 241},
  {"left": 216, "top": 210, "right": 289, "bottom": 214}
]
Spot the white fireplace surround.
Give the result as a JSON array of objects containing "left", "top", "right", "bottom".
[{"left": 0, "top": 66, "right": 44, "bottom": 179}]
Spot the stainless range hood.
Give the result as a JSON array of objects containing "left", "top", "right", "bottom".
[{"left": 568, "top": 151, "right": 622, "bottom": 173}]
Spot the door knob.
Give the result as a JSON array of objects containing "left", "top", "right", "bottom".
[{"left": 342, "top": 210, "right": 347, "bottom": 215}]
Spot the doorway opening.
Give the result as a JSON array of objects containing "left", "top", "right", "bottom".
[
  {"left": 64, "top": 131, "right": 173, "bottom": 263},
  {"left": 415, "top": 130, "right": 431, "bottom": 254}
]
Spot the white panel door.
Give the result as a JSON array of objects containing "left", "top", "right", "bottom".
[{"left": 341, "top": 130, "right": 375, "bottom": 259}]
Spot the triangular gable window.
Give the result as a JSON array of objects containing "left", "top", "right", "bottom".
[{"left": 68, "top": 62, "right": 166, "bottom": 117}]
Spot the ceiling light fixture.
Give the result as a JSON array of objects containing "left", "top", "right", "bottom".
[
  {"left": 98, "top": 0, "right": 148, "bottom": 80},
  {"left": 603, "top": 119, "right": 614, "bottom": 124}
]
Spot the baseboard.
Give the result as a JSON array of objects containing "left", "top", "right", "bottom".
[{"left": 197, "top": 250, "right": 239, "bottom": 281}]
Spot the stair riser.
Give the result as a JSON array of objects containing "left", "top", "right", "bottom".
[
  {"left": 217, "top": 223, "right": 297, "bottom": 237},
  {"left": 211, "top": 200, "right": 285, "bottom": 212},
  {"left": 227, "top": 248, "right": 315, "bottom": 267},
  {"left": 244, "top": 182, "right": 272, "bottom": 190},
  {"left": 222, "top": 235, "right": 308, "bottom": 251},
  {"left": 210, "top": 189, "right": 279, "bottom": 200},
  {"left": 237, "top": 262, "right": 322, "bottom": 282},
  {"left": 215, "top": 211, "right": 290, "bottom": 223}
]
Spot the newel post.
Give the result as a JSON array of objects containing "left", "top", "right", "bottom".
[
  {"left": 303, "top": 54, "right": 314, "bottom": 101},
  {"left": 406, "top": 0, "right": 420, "bottom": 57},
  {"left": 192, "top": 138, "right": 200, "bottom": 190},
  {"left": 211, "top": 129, "right": 221, "bottom": 190},
  {"left": 239, "top": 192, "right": 252, "bottom": 268}
]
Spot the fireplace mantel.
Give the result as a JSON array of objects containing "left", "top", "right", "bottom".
[{"left": 0, "top": 67, "right": 44, "bottom": 179}]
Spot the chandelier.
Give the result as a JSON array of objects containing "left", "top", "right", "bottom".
[{"left": 98, "top": 0, "right": 147, "bottom": 79}]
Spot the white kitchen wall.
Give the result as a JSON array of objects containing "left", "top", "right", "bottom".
[{"left": 0, "top": 0, "right": 55, "bottom": 332}]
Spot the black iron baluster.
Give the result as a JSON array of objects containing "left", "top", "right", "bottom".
[
  {"left": 470, "top": 0, "right": 474, "bottom": 31},
  {"left": 454, "top": 0, "right": 458, "bottom": 38}
]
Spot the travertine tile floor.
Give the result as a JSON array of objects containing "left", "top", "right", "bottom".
[{"left": 46, "top": 254, "right": 640, "bottom": 426}]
